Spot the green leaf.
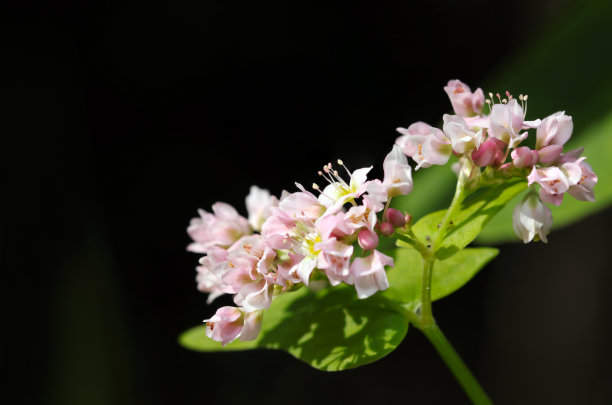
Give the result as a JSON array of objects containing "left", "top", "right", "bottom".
[
  {"left": 179, "top": 285, "right": 408, "bottom": 371},
  {"left": 404, "top": 180, "right": 526, "bottom": 259},
  {"left": 384, "top": 247, "right": 499, "bottom": 310}
]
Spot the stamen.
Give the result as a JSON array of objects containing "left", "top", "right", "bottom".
[
  {"left": 337, "top": 158, "right": 353, "bottom": 178},
  {"left": 318, "top": 170, "right": 334, "bottom": 184}
]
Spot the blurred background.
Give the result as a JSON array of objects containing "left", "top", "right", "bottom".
[{"left": 3, "top": 0, "right": 612, "bottom": 403}]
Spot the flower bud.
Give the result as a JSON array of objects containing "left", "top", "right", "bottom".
[
  {"left": 511, "top": 146, "right": 538, "bottom": 168},
  {"left": 471, "top": 140, "right": 498, "bottom": 167},
  {"left": 537, "top": 144, "right": 563, "bottom": 164},
  {"left": 358, "top": 228, "right": 380, "bottom": 250},
  {"left": 379, "top": 223, "right": 394, "bottom": 237},
  {"left": 404, "top": 213, "right": 412, "bottom": 226},
  {"left": 386, "top": 208, "right": 407, "bottom": 228}
]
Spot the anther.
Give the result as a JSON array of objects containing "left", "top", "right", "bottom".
[{"left": 337, "top": 159, "right": 343, "bottom": 165}]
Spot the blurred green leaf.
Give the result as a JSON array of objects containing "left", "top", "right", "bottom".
[
  {"left": 385, "top": 247, "right": 498, "bottom": 311},
  {"left": 180, "top": 285, "right": 408, "bottom": 371},
  {"left": 391, "top": 163, "right": 456, "bottom": 221}
]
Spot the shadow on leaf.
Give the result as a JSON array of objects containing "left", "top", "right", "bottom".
[{"left": 257, "top": 286, "right": 408, "bottom": 371}]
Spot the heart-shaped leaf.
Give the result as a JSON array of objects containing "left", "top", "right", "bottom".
[
  {"left": 385, "top": 247, "right": 499, "bottom": 310},
  {"left": 180, "top": 285, "right": 409, "bottom": 371},
  {"left": 403, "top": 180, "right": 526, "bottom": 259}
]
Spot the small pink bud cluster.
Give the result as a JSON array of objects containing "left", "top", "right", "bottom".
[
  {"left": 187, "top": 146, "right": 414, "bottom": 345},
  {"left": 395, "top": 79, "right": 598, "bottom": 243}
]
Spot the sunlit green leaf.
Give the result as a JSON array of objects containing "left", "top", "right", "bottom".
[
  {"left": 385, "top": 247, "right": 499, "bottom": 310},
  {"left": 403, "top": 180, "right": 526, "bottom": 259},
  {"left": 180, "top": 285, "right": 408, "bottom": 371}
]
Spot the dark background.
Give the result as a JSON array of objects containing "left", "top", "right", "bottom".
[{"left": 3, "top": 1, "right": 612, "bottom": 404}]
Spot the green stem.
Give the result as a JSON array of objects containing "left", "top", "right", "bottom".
[
  {"left": 433, "top": 178, "right": 466, "bottom": 249},
  {"left": 407, "top": 161, "right": 492, "bottom": 403},
  {"left": 420, "top": 257, "right": 435, "bottom": 325},
  {"left": 420, "top": 324, "right": 493, "bottom": 405}
]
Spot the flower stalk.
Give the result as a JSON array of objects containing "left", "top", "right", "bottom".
[{"left": 420, "top": 323, "right": 493, "bottom": 405}]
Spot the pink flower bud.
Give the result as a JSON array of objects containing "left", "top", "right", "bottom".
[
  {"left": 379, "top": 222, "right": 394, "bottom": 237},
  {"left": 404, "top": 213, "right": 412, "bottom": 226},
  {"left": 471, "top": 140, "right": 498, "bottom": 167},
  {"left": 537, "top": 144, "right": 563, "bottom": 164},
  {"left": 511, "top": 146, "right": 538, "bottom": 168},
  {"left": 359, "top": 228, "right": 380, "bottom": 250},
  {"left": 489, "top": 137, "right": 507, "bottom": 150},
  {"left": 386, "top": 208, "right": 407, "bottom": 228},
  {"left": 493, "top": 148, "right": 505, "bottom": 166}
]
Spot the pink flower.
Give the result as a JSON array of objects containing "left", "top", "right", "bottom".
[
  {"left": 568, "top": 160, "right": 598, "bottom": 202},
  {"left": 233, "top": 278, "right": 274, "bottom": 311},
  {"left": 316, "top": 212, "right": 355, "bottom": 241},
  {"left": 512, "top": 193, "right": 553, "bottom": 243},
  {"left": 444, "top": 80, "right": 485, "bottom": 117},
  {"left": 315, "top": 238, "right": 354, "bottom": 286},
  {"left": 187, "top": 203, "right": 250, "bottom": 253},
  {"left": 348, "top": 250, "right": 394, "bottom": 299},
  {"left": 204, "top": 307, "right": 263, "bottom": 346},
  {"left": 511, "top": 146, "right": 539, "bottom": 168},
  {"left": 246, "top": 185, "right": 279, "bottom": 232},
  {"left": 537, "top": 145, "right": 563, "bottom": 165},
  {"left": 277, "top": 186, "right": 326, "bottom": 222},
  {"left": 535, "top": 111, "right": 573, "bottom": 150},
  {"left": 396, "top": 122, "right": 452, "bottom": 169},
  {"left": 443, "top": 114, "right": 484, "bottom": 154},
  {"left": 489, "top": 99, "right": 527, "bottom": 148},
  {"left": 382, "top": 145, "right": 413, "bottom": 197},
  {"left": 317, "top": 165, "right": 372, "bottom": 210},
  {"left": 212, "top": 236, "right": 277, "bottom": 311},
  {"left": 275, "top": 252, "right": 304, "bottom": 286},
  {"left": 196, "top": 247, "right": 232, "bottom": 303},
  {"left": 527, "top": 163, "right": 581, "bottom": 206}
]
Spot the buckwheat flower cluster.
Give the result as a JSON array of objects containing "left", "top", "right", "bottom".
[
  {"left": 395, "top": 79, "right": 598, "bottom": 244},
  {"left": 187, "top": 146, "right": 413, "bottom": 345}
]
